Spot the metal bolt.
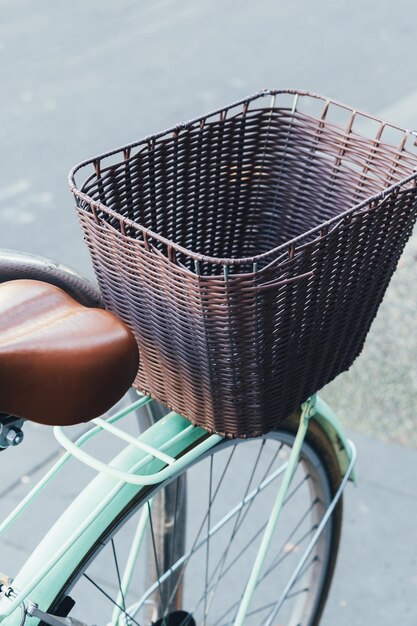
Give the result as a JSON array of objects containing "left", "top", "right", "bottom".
[{"left": 5, "top": 428, "right": 24, "bottom": 447}]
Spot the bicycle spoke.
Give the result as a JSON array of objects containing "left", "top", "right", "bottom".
[
  {"left": 212, "top": 517, "right": 316, "bottom": 620},
  {"left": 215, "top": 599, "right": 277, "bottom": 626},
  {"left": 111, "top": 539, "right": 127, "bottom": 618},
  {"left": 260, "top": 524, "right": 317, "bottom": 582},
  {"left": 212, "top": 564, "right": 310, "bottom": 626},
  {"left": 263, "top": 555, "right": 320, "bottom": 626},
  {"left": 111, "top": 504, "right": 151, "bottom": 626},
  {"left": 285, "top": 586, "right": 309, "bottom": 600},
  {"left": 228, "top": 444, "right": 285, "bottom": 541},
  {"left": 129, "top": 469, "right": 287, "bottom": 617},
  {"left": 147, "top": 500, "right": 165, "bottom": 614},
  {"left": 169, "top": 478, "right": 180, "bottom": 581},
  {"left": 203, "top": 440, "right": 271, "bottom": 615},
  {"left": 191, "top": 468, "right": 309, "bottom": 618},
  {"left": 161, "top": 445, "right": 238, "bottom": 612},
  {"left": 194, "top": 474, "right": 318, "bottom": 624},
  {"left": 226, "top": 441, "right": 282, "bottom": 545},
  {"left": 203, "top": 455, "right": 214, "bottom": 625},
  {"left": 160, "top": 479, "right": 181, "bottom": 626},
  {"left": 212, "top": 591, "right": 250, "bottom": 626},
  {"left": 210, "top": 504, "right": 316, "bottom": 602},
  {"left": 289, "top": 554, "right": 319, "bottom": 590},
  {"left": 187, "top": 458, "right": 285, "bottom": 603},
  {"left": 60, "top": 427, "right": 340, "bottom": 626},
  {"left": 259, "top": 498, "right": 321, "bottom": 585},
  {"left": 202, "top": 526, "right": 316, "bottom": 626},
  {"left": 171, "top": 466, "right": 320, "bottom": 614},
  {"left": 82, "top": 573, "right": 143, "bottom": 626},
  {"left": 141, "top": 464, "right": 314, "bottom": 625}
]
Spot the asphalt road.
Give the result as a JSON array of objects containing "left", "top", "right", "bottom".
[
  {"left": 1, "top": 2, "right": 417, "bottom": 625},
  {"left": 1, "top": 0, "right": 417, "bottom": 442},
  {"left": 1, "top": 0, "right": 417, "bottom": 269}
]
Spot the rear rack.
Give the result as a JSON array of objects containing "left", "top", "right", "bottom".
[
  {"left": 0, "top": 395, "right": 220, "bottom": 543},
  {"left": 53, "top": 394, "right": 222, "bottom": 485}
]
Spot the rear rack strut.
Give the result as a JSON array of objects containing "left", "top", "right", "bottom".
[{"left": 53, "top": 395, "right": 222, "bottom": 485}]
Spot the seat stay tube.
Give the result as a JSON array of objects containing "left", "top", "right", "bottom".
[
  {"left": 232, "top": 396, "right": 316, "bottom": 626},
  {"left": 263, "top": 440, "right": 356, "bottom": 626},
  {"left": 110, "top": 499, "right": 152, "bottom": 626}
]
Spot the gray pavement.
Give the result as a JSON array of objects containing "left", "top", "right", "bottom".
[
  {"left": 323, "top": 430, "right": 417, "bottom": 624},
  {"left": 1, "top": 1, "right": 417, "bottom": 624}
]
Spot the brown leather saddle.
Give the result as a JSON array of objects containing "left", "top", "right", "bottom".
[{"left": 0, "top": 279, "right": 139, "bottom": 426}]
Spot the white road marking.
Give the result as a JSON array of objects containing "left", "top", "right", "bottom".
[
  {"left": 0, "top": 179, "right": 30, "bottom": 202},
  {"left": 377, "top": 89, "right": 417, "bottom": 129},
  {"left": 0, "top": 207, "right": 35, "bottom": 224}
]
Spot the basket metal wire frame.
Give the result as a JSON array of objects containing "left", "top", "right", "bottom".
[{"left": 68, "top": 89, "right": 417, "bottom": 438}]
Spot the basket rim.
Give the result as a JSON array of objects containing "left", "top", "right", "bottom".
[{"left": 68, "top": 88, "right": 417, "bottom": 268}]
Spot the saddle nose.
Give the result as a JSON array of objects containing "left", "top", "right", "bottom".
[{"left": 0, "top": 279, "right": 139, "bottom": 426}]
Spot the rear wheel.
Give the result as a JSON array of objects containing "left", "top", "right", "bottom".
[{"left": 46, "top": 414, "right": 343, "bottom": 626}]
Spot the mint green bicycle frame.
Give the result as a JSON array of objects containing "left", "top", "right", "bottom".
[{"left": 0, "top": 394, "right": 355, "bottom": 626}]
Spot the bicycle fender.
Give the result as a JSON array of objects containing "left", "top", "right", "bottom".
[{"left": 313, "top": 395, "right": 356, "bottom": 484}]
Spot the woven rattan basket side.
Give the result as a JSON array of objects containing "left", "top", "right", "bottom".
[{"left": 70, "top": 90, "right": 417, "bottom": 437}]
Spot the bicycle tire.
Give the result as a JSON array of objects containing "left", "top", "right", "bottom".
[{"left": 43, "top": 413, "right": 342, "bottom": 626}]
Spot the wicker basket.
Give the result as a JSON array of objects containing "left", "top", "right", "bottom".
[{"left": 69, "top": 90, "right": 417, "bottom": 438}]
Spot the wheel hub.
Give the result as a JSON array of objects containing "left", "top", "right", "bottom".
[{"left": 152, "top": 611, "right": 196, "bottom": 626}]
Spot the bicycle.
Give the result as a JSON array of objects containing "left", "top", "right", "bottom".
[{"left": 0, "top": 89, "right": 415, "bottom": 626}]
